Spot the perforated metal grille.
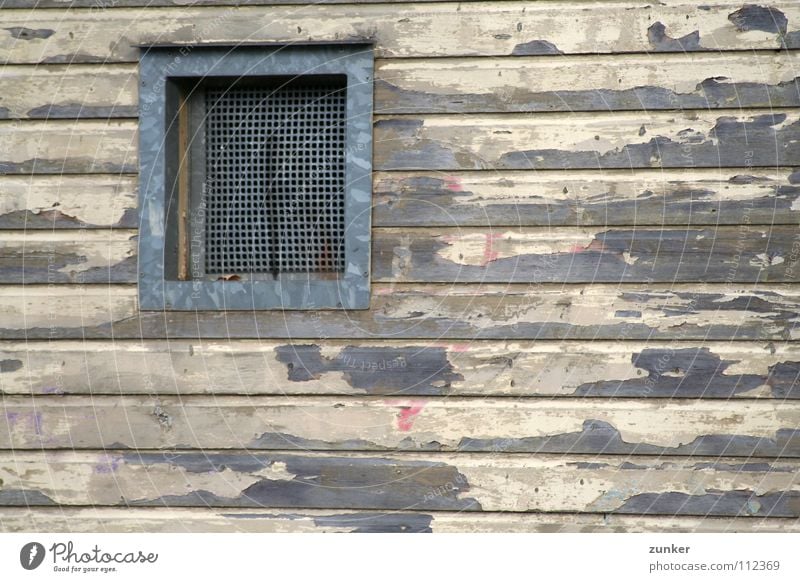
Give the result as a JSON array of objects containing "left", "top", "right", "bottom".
[{"left": 203, "top": 77, "right": 347, "bottom": 275}]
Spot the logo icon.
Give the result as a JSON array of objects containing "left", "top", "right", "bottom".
[{"left": 20, "top": 542, "right": 46, "bottom": 570}]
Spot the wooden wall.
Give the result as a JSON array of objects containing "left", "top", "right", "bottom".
[{"left": 2, "top": 0, "right": 800, "bottom": 532}]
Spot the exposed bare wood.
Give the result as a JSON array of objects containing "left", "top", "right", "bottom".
[
  {"left": 374, "top": 169, "right": 800, "bottom": 227},
  {"left": 2, "top": 340, "right": 796, "bottom": 398},
  {"left": 2, "top": 508, "right": 798, "bottom": 533},
  {"left": 1, "top": 3, "right": 798, "bottom": 63},
  {"left": 0, "top": 65, "right": 137, "bottom": 119},
  {"left": 0, "top": 119, "right": 136, "bottom": 174},
  {"left": 6, "top": 52, "right": 800, "bottom": 120},
  {"left": 0, "top": 230, "right": 137, "bottom": 283},
  {"left": 376, "top": 52, "right": 800, "bottom": 113},
  {"left": 0, "top": 175, "right": 137, "bottom": 229},
  {"left": 374, "top": 110, "right": 800, "bottom": 170},
  {"left": 2, "top": 451, "right": 798, "bottom": 516},
  {"left": 1, "top": 395, "right": 798, "bottom": 456},
  {"left": 1, "top": 283, "right": 798, "bottom": 341},
  {"left": 374, "top": 226, "right": 800, "bottom": 283}
]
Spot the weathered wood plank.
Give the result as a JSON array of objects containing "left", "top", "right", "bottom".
[
  {"left": 5, "top": 170, "right": 798, "bottom": 230},
  {"left": 0, "top": 120, "right": 136, "bottom": 174},
  {"left": 0, "top": 231, "right": 137, "bottom": 283},
  {"left": 2, "top": 3, "right": 799, "bottom": 64},
  {"left": 8, "top": 111, "right": 798, "bottom": 173},
  {"left": 374, "top": 226, "right": 800, "bottom": 283},
  {"left": 1, "top": 283, "right": 799, "bottom": 341},
  {"left": 375, "top": 110, "right": 800, "bottom": 170},
  {"left": 0, "top": 65, "right": 138, "bottom": 119},
  {"left": 2, "top": 451, "right": 798, "bottom": 516},
  {"left": 6, "top": 226, "right": 800, "bottom": 284},
  {"left": 374, "top": 169, "right": 800, "bottom": 227},
  {"left": 0, "top": 175, "right": 137, "bottom": 229},
  {"left": 2, "top": 396, "right": 798, "bottom": 456},
  {"left": 2, "top": 340, "right": 797, "bottom": 398},
  {"left": 0, "top": 0, "right": 619, "bottom": 6},
  {"left": 2, "top": 507, "right": 798, "bottom": 533},
  {"left": 9, "top": 52, "right": 800, "bottom": 120},
  {"left": 376, "top": 52, "right": 800, "bottom": 113}
]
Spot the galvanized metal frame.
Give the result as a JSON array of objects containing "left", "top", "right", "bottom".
[{"left": 138, "top": 43, "right": 373, "bottom": 310}]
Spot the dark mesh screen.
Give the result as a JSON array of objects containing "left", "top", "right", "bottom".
[{"left": 203, "top": 77, "right": 347, "bottom": 274}]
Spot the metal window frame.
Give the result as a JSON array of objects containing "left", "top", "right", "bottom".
[{"left": 138, "top": 43, "right": 373, "bottom": 310}]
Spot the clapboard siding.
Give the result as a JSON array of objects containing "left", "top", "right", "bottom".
[
  {"left": 376, "top": 53, "right": 800, "bottom": 113},
  {"left": 373, "top": 226, "right": 800, "bottom": 283},
  {"left": 2, "top": 3, "right": 798, "bottom": 63},
  {"left": 4, "top": 226, "right": 800, "bottom": 284},
  {"left": 7, "top": 52, "right": 800, "bottom": 120},
  {"left": 0, "top": 175, "right": 138, "bottom": 229},
  {"left": 2, "top": 340, "right": 797, "bottom": 398},
  {"left": 7, "top": 111, "right": 797, "bottom": 174},
  {"left": 374, "top": 170, "right": 800, "bottom": 227},
  {"left": 2, "top": 396, "right": 799, "bottom": 456},
  {"left": 374, "top": 111, "right": 800, "bottom": 170},
  {"left": 4, "top": 508, "right": 799, "bottom": 533},
  {"left": 6, "top": 169, "right": 800, "bottom": 230},
  {"left": 0, "top": 120, "right": 136, "bottom": 174},
  {"left": 3, "top": 0, "right": 800, "bottom": 534},
  {"left": 2, "top": 451, "right": 799, "bottom": 516},
  {"left": 2, "top": 284, "right": 798, "bottom": 341}
]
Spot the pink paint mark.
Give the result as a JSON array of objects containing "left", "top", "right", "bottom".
[
  {"left": 394, "top": 400, "right": 426, "bottom": 432},
  {"left": 449, "top": 343, "right": 472, "bottom": 353},
  {"left": 482, "top": 232, "right": 503, "bottom": 266},
  {"left": 444, "top": 176, "right": 463, "bottom": 192},
  {"left": 41, "top": 386, "right": 64, "bottom": 395}
]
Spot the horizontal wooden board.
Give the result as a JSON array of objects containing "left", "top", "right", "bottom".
[
  {"left": 6, "top": 226, "right": 800, "bottom": 284},
  {"left": 374, "top": 226, "right": 800, "bottom": 283},
  {"left": 2, "top": 3, "right": 799, "bottom": 63},
  {"left": 0, "top": 231, "right": 137, "bottom": 283},
  {"left": 374, "top": 110, "right": 800, "bottom": 170},
  {"left": 2, "top": 451, "right": 799, "bottom": 516},
  {"left": 2, "top": 340, "right": 797, "bottom": 398},
  {"left": 0, "top": 175, "right": 138, "bottom": 229},
  {"left": 0, "top": 65, "right": 138, "bottom": 119},
  {"left": 7, "top": 169, "right": 799, "bottom": 230},
  {"left": 0, "top": 0, "right": 621, "bottom": 6},
  {"left": 2, "top": 396, "right": 798, "bottom": 456},
  {"left": 0, "top": 119, "right": 136, "bottom": 174},
  {"left": 2, "top": 507, "right": 798, "bottom": 533},
  {"left": 1, "top": 283, "right": 799, "bottom": 341},
  {"left": 7, "top": 110, "right": 797, "bottom": 174},
  {"left": 374, "top": 169, "right": 800, "bottom": 227},
  {"left": 377, "top": 52, "right": 800, "bottom": 113},
  {"left": 8, "top": 52, "right": 800, "bottom": 120}
]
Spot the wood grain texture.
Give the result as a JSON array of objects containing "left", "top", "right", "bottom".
[
  {"left": 7, "top": 111, "right": 797, "bottom": 173},
  {"left": 0, "top": 231, "right": 137, "bottom": 283},
  {"left": 0, "top": 175, "right": 138, "bottom": 229},
  {"left": 9, "top": 227, "right": 800, "bottom": 284},
  {"left": 376, "top": 52, "right": 800, "bottom": 113},
  {"left": 2, "top": 451, "right": 799, "bottom": 516},
  {"left": 7, "top": 52, "right": 800, "bottom": 120},
  {"left": 1, "top": 2, "right": 798, "bottom": 63},
  {"left": 3, "top": 508, "right": 798, "bottom": 533},
  {"left": 0, "top": 120, "right": 136, "bottom": 174},
  {"left": 2, "top": 395, "right": 798, "bottom": 456},
  {"left": 2, "top": 283, "right": 800, "bottom": 341},
  {"left": 0, "top": 65, "right": 138, "bottom": 119},
  {"left": 374, "top": 169, "right": 800, "bottom": 227},
  {"left": 374, "top": 110, "right": 800, "bottom": 170},
  {"left": 2, "top": 340, "right": 797, "bottom": 398},
  {"left": 5, "top": 170, "right": 799, "bottom": 230},
  {"left": 374, "top": 226, "right": 800, "bottom": 283}
]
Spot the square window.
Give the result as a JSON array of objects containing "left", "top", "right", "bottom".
[{"left": 138, "top": 44, "right": 373, "bottom": 310}]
